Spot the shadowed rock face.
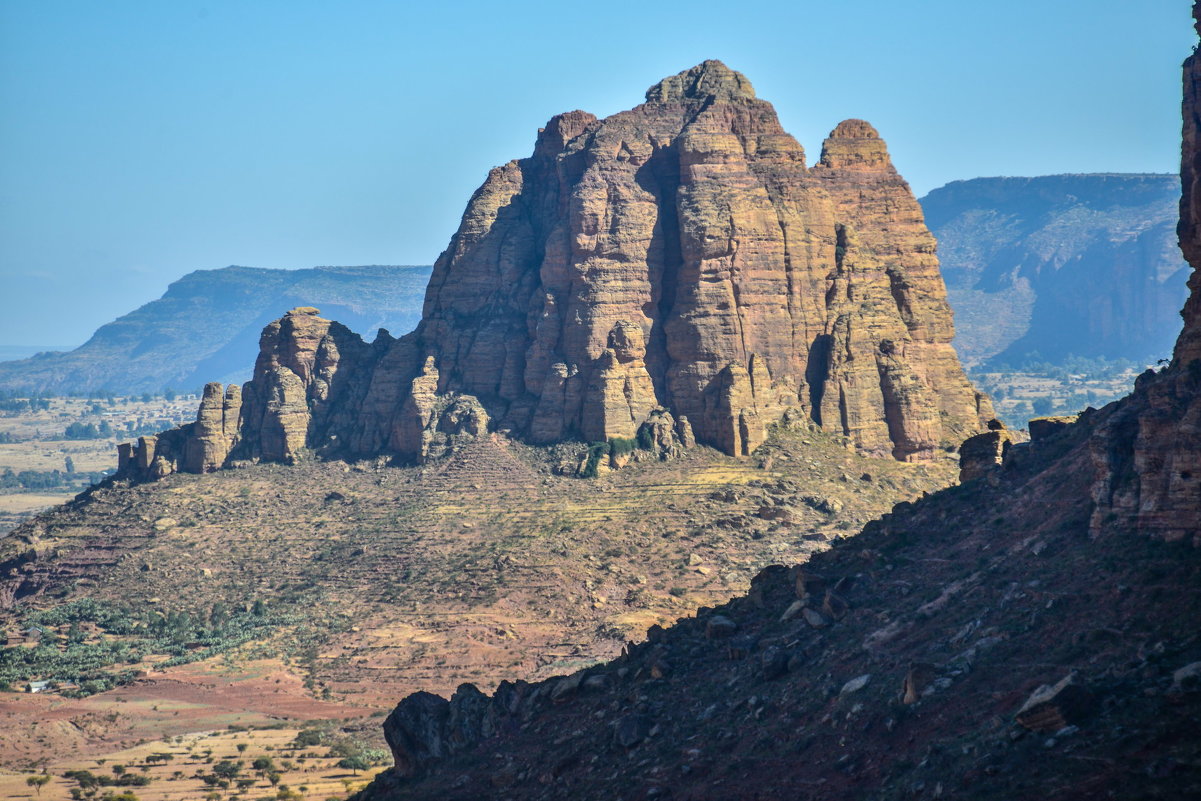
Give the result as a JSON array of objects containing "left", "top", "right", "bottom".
[
  {"left": 1082, "top": 9, "right": 1201, "bottom": 544},
  {"left": 1179, "top": 11, "right": 1201, "bottom": 369},
  {"left": 119, "top": 61, "right": 991, "bottom": 479}
]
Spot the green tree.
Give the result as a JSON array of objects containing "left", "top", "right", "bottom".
[
  {"left": 25, "top": 774, "right": 51, "bottom": 796},
  {"left": 291, "top": 729, "right": 322, "bottom": 748},
  {"left": 337, "top": 756, "right": 368, "bottom": 776}
]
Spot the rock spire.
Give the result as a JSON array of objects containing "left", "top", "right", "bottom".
[{"left": 120, "top": 62, "right": 992, "bottom": 480}]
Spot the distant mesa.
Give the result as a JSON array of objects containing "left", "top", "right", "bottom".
[
  {"left": 921, "top": 174, "right": 1190, "bottom": 368},
  {"left": 119, "top": 61, "right": 993, "bottom": 481}
]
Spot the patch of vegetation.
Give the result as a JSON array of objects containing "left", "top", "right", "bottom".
[
  {"left": 609, "top": 436, "right": 638, "bottom": 457},
  {"left": 0, "top": 468, "right": 110, "bottom": 490},
  {"left": 63, "top": 419, "right": 173, "bottom": 441},
  {"left": 581, "top": 442, "right": 610, "bottom": 478},
  {"left": 636, "top": 425, "right": 655, "bottom": 451},
  {"left": 0, "top": 395, "right": 51, "bottom": 414},
  {"left": 0, "top": 598, "right": 292, "bottom": 695}
]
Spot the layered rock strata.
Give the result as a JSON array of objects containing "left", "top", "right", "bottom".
[{"left": 121, "top": 62, "right": 992, "bottom": 480}]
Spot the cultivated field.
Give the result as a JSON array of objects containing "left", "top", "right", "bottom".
[{"left": 970, "top": 363, "right": 1148, "bottom": 428}]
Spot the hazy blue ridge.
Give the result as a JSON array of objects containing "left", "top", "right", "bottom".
[
  {"left": 920, "top": 173, "right": 1189, "bottom": 368},
  {"left": 0, "top": 265, "right": 432, "bottom": 395}
]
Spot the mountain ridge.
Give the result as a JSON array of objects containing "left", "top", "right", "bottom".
[
  {"left": 920, "top": 173, "right": 1188, "bottom": 367},
  {"left": 0, "top": 264, "right": 432, "bottom": 396}
]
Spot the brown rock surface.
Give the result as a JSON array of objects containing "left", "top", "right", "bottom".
[
  {"left": 184, "top": 382, "right": 241, "bottom": 473},
  {"left": 1178, "top": 7, "right": 1201, "bottom": 368},
  {"left": 958, "top": 424, "right": 1021, "bottom": 483},
  {"left": 120, "top": 62, "right": 990, "bottom": 480}
]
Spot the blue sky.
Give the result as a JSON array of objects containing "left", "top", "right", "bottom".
[{"left": 0, "top": 0, "right": 1193, "bottom": 348}]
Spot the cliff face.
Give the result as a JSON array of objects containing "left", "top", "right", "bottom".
[
  {"left": 414, "top": 63, "right": 988, "bottom": 460},
  {"left": 1179, "top": 11, "right": 1201, "bottom": 369},
  {"left": 1082, "top": 12, "right": 1201, "bottom": 544},
  {"left": 120, "top": 62, "right": 991, "bottom": 479}
]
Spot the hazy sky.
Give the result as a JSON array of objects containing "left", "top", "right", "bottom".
[{"left": 0, "top": 0, "right": 1192, "bottom": 349}]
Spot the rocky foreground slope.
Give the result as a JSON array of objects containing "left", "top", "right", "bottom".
[
  {"left": 0, "top": 265, "right": 431, "bottom": 396},
  {"left": 118, "top": 61, "right": 991, "bottom": 482},
  {"left": 922, "top": 174, "right": 1189, "bottom": 367},
  {"left": 355, "top": 15, "right": 1201, "bottom": 801},
  {"left": 0, "top": 420, "right": 962, "bottom": 766}
]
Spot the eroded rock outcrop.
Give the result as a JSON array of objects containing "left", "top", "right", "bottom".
[
  {"left": 958, "top": 420, "right": 1022, "bottom": 483},
  {"left": 120, "top": 62, "right": 992, "bottom": 480},
  {"left": 1084, "top": 11, "right": 1201, "bottom": 544}
]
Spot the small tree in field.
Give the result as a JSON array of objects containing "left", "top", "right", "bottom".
[
  {"left": 337, "top": 756, "right": 368, "bottom": 776},
  {"left": 26, "top": 774, "right": 51, "bottom": 796}
]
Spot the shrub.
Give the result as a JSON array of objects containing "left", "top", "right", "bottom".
[
  {"left": 581, "top": 442, "right": 610, "bottom": 478},
  {"left": 609, "top": 436, "right": 637, "bottom": 457}
]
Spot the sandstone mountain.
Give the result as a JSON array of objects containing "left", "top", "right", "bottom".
[
  {"left": 120, "top": 61, "right": 991, "bottom": 482},
  {"left": 0, "top": 265, "right": 431, "bottom": 396},
  {"left": 921, "top": 174, "right": 1190, "bottom": 367},
  {"left": 354, "top": 21, "right": 1201, "bottom": 801}
]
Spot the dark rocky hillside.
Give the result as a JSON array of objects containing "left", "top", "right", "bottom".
[
  {"left": 361, "top": 404, "right": 1201, "bottom": 801},
  {"left": 0, "top": 264, "right": 431, "bottom": 396},
  {"left": 921, "top": 174, "right": 1189, "bottom": 367}
]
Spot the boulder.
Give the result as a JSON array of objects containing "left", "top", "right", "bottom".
[
  {"left": 1028, "top": 416, "right": 1078, "bottom": 443},
  {"left": 1015, "top": 675, "right": 1093, "bottom": 732}
]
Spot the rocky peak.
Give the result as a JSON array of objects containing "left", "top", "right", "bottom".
[
  {"left": 643, "top": 59, "right": 756, "bottom": 104},
  {"left": 818, "top": 118, "right": 894, "bottom": 171},
  {"left": 534, "top": 110, "right": 598, "bottom": 157},
  {"left": 118, "top": 62, "right": 994, "bottom": 482},
  {"left": 1077, "top": 2, "right": 1201, "bottom": 543}
]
